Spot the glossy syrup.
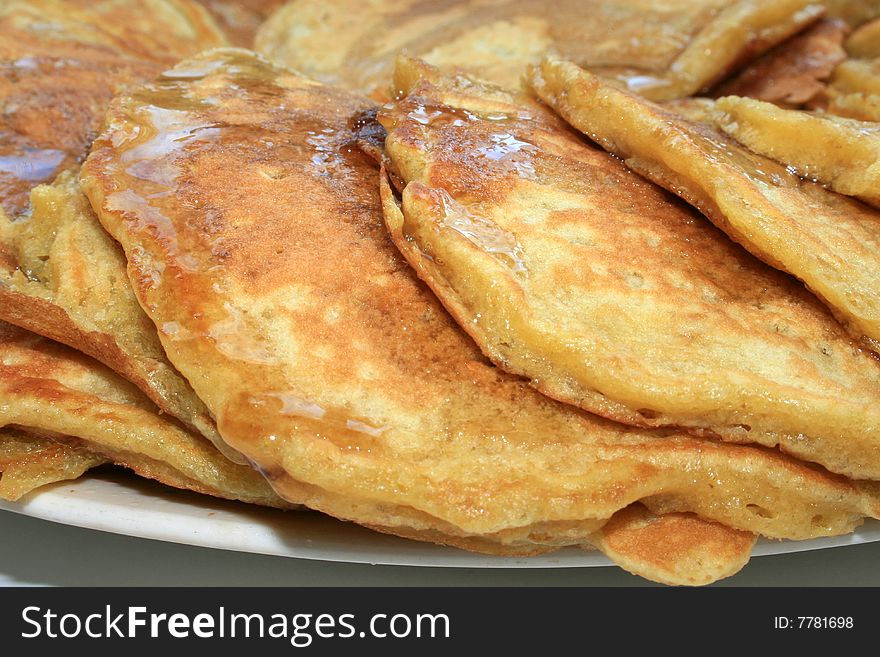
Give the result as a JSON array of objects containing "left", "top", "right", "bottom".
[
  {"left": 90, "top": 51, "right": 401, "bottom": 456},
  {"left": 0, "top": 147, "right": 69, "bottom": 214},
  {"left": 687, "top": 128, "right": 800, "bottom": 189},
  {"left": 96, "top": 52, "right": 277, "bottom": 363},
  {"left": 390, "top": 100, "right": 535, "bottom": 275},
  {"left": 224, "top": 391, "right": 388, "bottom": 456},
  {"left": 434, "top": 189, "right": 528, "bottom": 275},
  {"left": 0, "top": 148, "right": 67, "bottom": 183}
]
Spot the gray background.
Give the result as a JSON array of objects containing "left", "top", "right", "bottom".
[{"left": 1, "top": 509, "right": 879, "bottom": 586}]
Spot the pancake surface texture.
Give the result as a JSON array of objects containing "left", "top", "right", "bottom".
[
  {"left": 0, "top": 0, "right": 226, "bottom": 217},
  {"left": 0, "top": 321, "right": 287, "bottom": 508},
  {"left": 0, "top": 428, "right": 107, "bottom": 501},
  {"left": 81, "top": 51, "right": 880, "bottom": 567},
  {"left": 0, "top": 0, "right": 231, "bottom": 455},
  {"left": 715, "top": 96, "right": 880, "bottom": 208},
  {"left": 382, "top": 56, "right": 880, "bottom": 480},
  {"left": 589, "top": 505, "right": 756, "bottom": 586},
  {"left": 256, "top": 0, "right": 822, "bottom": 99},
  {"left": 530, "top": 57, "right": 880, "bottom": 359},
  {"left": 0, "top": 171, "right": 224, "bottom": 451}
]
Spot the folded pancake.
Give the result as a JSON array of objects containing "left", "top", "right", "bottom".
[
  {"left": 531, "top": 57, "right": 880, "bottom": 358},
  {"left": 255, "top": 0, "right": 822, "bottom": 99},
  {"left": 715, "top": 96, "right": 880, "bottom": 208},
  {"left": 80, "top": 51, "right": 880, "bottom": 565},
  {"left": 0, "top": 0, "right": 226, "bottom": 217},
  {"left": 0, "top": 320, "right": 287, "bottom": 508},
  {"left": 589, "top": 504, "right": 756, "bottom": 586},
  {"left": 711, "top": 18, "right": 849, "bottom": 106},
  {"left": 0, "top": 0, "right": 235, "bottom": 457},
  {"left": 0, "top": 427, "right": 107, "bottom": 501},
  {"left": 846, "top": 16, "right": 880, "bottom": 56}
]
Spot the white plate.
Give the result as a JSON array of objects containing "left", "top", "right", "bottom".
[{"left": 1, "top": 470, "right": 878, "bottom": 568}]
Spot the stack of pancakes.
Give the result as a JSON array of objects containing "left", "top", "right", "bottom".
[{"left": 3, "top": 0, "right": 880, "bottom": 586}]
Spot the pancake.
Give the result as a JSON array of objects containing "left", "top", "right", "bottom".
[
  {"left": 384, "top": 56, "right": 880, "bottom": 481},
  {"left": 846, "top": 17, "right": 880, "bottom": 57},
  {"left": 366, "top": 503, "right": 758, "bottom": 585},
  {"left": 0, "top": 324, "right": 756, "bottom": 584},
  {"left": 196, "top": 0, "right": 285, "bottom": 47},
  {"left": 711, "top": 18, "right": 849, "bottom": 106},
  {"left": 0, "top": 427, "right": 107, "bottom": 501},
  {"left": 0, "top": 0, "right": 234, "bottom": 456},
  {"left": 0, "top": 320, "right": 288, "bottom": 507},
  {"left": 531, "top": 56, "right": 880, "bottom": 358},
  {"left": 255, "top": 0, "right": 822, "bottom": 100},
  {"left": 0, "top": 171, "right": 228, "bottom": 455},
  {"left": 589, "top": 504, "right": 756, "bottom": 586},
  {"left": 80, "top": 50, "right": 880, "bottom": 568},
  {"left": 0, "top": 0, "right": 226, "bottom": 218},
  {"left": 715, "top": 96, "right": 880, "bottom": 208}
]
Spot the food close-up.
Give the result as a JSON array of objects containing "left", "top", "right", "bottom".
[{"left": 2, "top": 0, "right": 880, "bottom": 586}]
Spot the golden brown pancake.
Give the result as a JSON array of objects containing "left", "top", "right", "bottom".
[
  {"left": 365, "top": 504, "right": 758, "bottom": 586},
  {"left": 0, "top": 330, "right": 756, "bottom": 586},
  {"left": 384, "top": 56, "right": 880, "bottom": 481},
  {"left": 0, "top": 171, "right": 228, "bottom": 455},
  {"left": 196, "top": 0, "right": 285, "bottom": 47},
  {"left": 256, "top": 0, "right": 822, "bottom": 100},
  {"left": 0, "top": 320, "right": 287, "bottom": 508},
  {"left": 0, "top": 0, "right": 226, "bottom": 217},
  {"left": 80, "top": 50, "right": 880, "bottom": 565},
  {"left": 711, "top": 18, "right": 849, "bottom": 106},
  {"left": 589, "top": 504, "right": 756, "bottom": 586},
  {"left": 846, "top": 17, "right": 880, "bottom": 56},
  {"left": 531, "top": 56, "right": 880, "bottom": 358},
  {"left": 715, "top": 96, "right": 880, "bottom": 208},
  {"left": 0, "top": 0, "right": 234, "bottom": 456},
  {"left": 0, "top": 427, "right": 107, "bottom": 501}
]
